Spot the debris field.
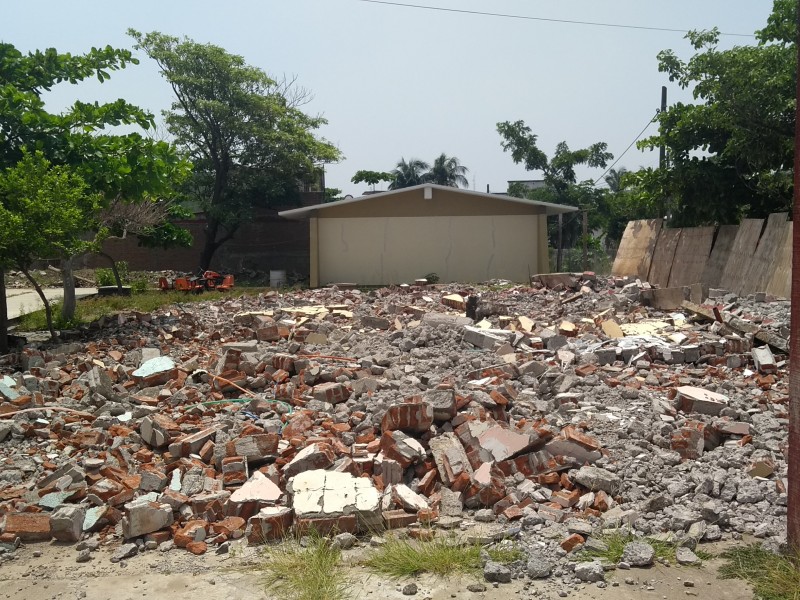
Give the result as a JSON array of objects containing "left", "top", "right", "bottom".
[{"left": 0, "top": 273, "right": 791, "bottom": 584}]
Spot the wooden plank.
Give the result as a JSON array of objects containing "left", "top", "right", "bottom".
[
  {"left": 647, "top": 227, "right": 681, "bottom": 288},
  {"left": 612, "top": 219, "right": 662, "bottom": 279},
  {"left": 719, "top": 219, "right": 764, "bottom": 294},
  {"left": 701, "top": 224, "right": 738, "bottom": 288},
  {"left": 766, "top": 220, "right": 792, "bottom": 298},
  {"left": 667, "top": 226, "right": 715, "bottom": 288},
  {"left": 739, "top": 213, "right": 788, "bottom": 295}
]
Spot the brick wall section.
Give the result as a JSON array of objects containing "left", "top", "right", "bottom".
[{"left": 79, "top": 202, "right": 316, "bottom": 278}]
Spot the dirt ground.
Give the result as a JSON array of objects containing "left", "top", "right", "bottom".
[{"left": 0, "top": 540, "right": 754, "bottom": 600}]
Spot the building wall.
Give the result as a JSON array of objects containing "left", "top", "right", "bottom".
[
  {"left": 316, "top": 214, "right": 542, "bottom": 285},
  {"left": 80, "top": 216, "right": 310, "bottom": 278}
]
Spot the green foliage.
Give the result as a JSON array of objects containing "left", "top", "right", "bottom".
[
  {"left": 16, "top": 301, "right": 81, "bottom": 332},
  {"left": 0, "top": 152, "right": 101, "bottom": 269},
  {"left": 384, "top": 154, "right": 470, "bottom": 190},
  {"left": 497, "top": 120, "right": 612, "bottom": 248},
  {"left": 130, "top": 277, "right": 150, "bottom": 294},
  {"left": 130, "top": 29, "right": 342, "bottom": 267},
  {"left": 350, "top": 170, "right": 394, "bottom": 189},
  {"left": 323, "top": 187, "right": 342, "bottom": 202},
  {"left": 719, "top": 544, "right": 800, "bottom": 600},
  {"left": 94, "top": 261, "right": 129, "bottom": 287},
  {"left": 635, "top": 1, "right": 796, "bottom": 225},
  {"left": 577, "top": 529, "right": 679, "bottom": 565},
  {"left": 258, "top": 536, "right": 348, "bottom": 600},
  {"left": 365, "top": 534, "right": 523, "bottom": 579},
  {"left": 389, "top": 157, "right": 430, "bottom": 189},
  {"left": 424, "top": 272, "right": 440, "bottom": 284},
  {"left": 425, "top": 153, "right": 469, "bottom": 188}
]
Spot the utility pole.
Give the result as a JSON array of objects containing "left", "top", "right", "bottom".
[
  {"left": 788, "top": 0, "right": 800, "bottom": 553},
  {"left": 659, "top": 86, "right": 667, "bottom": 169},
  {"left": 659, "top": 86, "right": 668, "bottom": 220},
  {"left": 582, "top": 211, "right": 589, "bottom": 271},
  {"left": 557, "top": 213, "right": 563, "bottom": 273}
]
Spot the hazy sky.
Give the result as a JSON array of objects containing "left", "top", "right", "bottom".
[{"left": 4, "top": 0, "right": 774, "bottom": 197}]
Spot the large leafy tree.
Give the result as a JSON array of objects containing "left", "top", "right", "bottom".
[
  {"left": 635, "top": 0, "right": 796, "bottom": 225},
  {"left": 424, "top": 153, "right": 469, "bottom": 188},
  {"left": 497, "top": 120, "right": 612, "bottom": 249},
  {"left": 388, "top": 157, "right": 430, "bottom": 189},
  {"left": 0, "top": 42, "right": 190, "bottom": 350},
  {"left": 130, "top": 30, "right": 342, "bottom": 269}
]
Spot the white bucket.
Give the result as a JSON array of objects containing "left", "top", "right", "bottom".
[{"left": 269, "top": 269, "right": 287, "bottom": 288}]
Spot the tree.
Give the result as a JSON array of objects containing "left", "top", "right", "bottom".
[
  {"left": 388, "top": 158, "right": 430, "bottom": 189},
  {"left": 635, "top": 1, "right": 796, "bottom": 225},
  {"left": 130, "top": 30, "right": 342, "bottom": 270},
  {"left": 0, "top": 41, "right": 190, "bottom": 350},
  {"left": 424, "top": 153, "right": 469, "bottom": 188},
  {"left": 0, "top": 153, "right": 101, "bottom": 338},
  {"left": 351, "top": 170, "right": 395, "bottom": 192},
  {"left": 497, "top": 120, "right": 612, "bottom": 249}
]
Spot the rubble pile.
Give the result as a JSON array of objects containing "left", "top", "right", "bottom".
[{"left": 0, "top": 273, "right": 791, "bottom": 582}]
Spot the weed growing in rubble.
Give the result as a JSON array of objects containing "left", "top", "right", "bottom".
[
  {"left": 365, "top": 534, "right": 523, "bottom": 578},
  {"left": 719, "top": 545, "right": 800, "bottom": 600},
  {"left": 577, "top": 529, "right": 679, "bottom": 565},
  {"left": 258, "top": 535, "right": 348, "bottom": 600}
]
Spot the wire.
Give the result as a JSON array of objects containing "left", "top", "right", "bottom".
[
  {"left": 351, "top": 0, "right": 755, "bottom": 38},
  {"left": 593, "top": 111, "right": 659, "bottom": 186}
]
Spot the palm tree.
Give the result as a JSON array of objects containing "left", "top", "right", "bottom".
[
  {"left": 604, "top": 167, "right": 629, "bottom": 193},
  {"left": 388, "top": 157, "right": 430, "bottom": 190},
  {"left": 424, "top": 153, "right": 470, "bottom": 188}
]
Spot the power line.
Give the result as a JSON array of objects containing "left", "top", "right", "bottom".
[
  {"left": 351, "top": 0, "right": 755, "bottom": 37},
  {"left": 593, "top": 111, "right": 659, "bottom": 186}
]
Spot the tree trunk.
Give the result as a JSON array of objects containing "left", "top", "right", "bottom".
[
  {"left": 60, "top": 256, "right": 76, "bottom": 322},
  {"left": 199, "top": 218, "right": 238, "bottom": 271},
  {"left": 99, "top": 252, "right": 123, "bottom": 289},
  {"left": 21, "top": 268, "right": 57, "bottom": 341},
  {"left": 0, "top": 268, "right": 8, "bottom": 354},
  {"left": 200, "top": 218, "right": 220, "bottom": 271}
]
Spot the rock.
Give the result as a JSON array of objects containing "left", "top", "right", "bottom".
[
  {"left": 121, "top": 498, "right": 174, "bottom": 539},
  {"left": 76, "top": 549, "right": 91, "bottom": 563},
  {"left": 621, "top": 542, "right": 655, "bottom": 567},
  {"left": 574, "top": 561, "right": 605, "bottom": 582},
  {"left": 333, "top": 532, "right": 357, "bottom": 550},
  {"left": 402, "top": 582, "right": 418, "bottom": 595},
  {"left": 467, "top": 583, "right": 487, "bottom": 592},
  {"left": 736, "top": 479, "right": 765, "bottom": 504},
  {"left": 526, "top": 554, "right": 553, "bottom": 578},
  {"left": 676, "top": 547, "right": 700, "bottom": 566},
  {"left": 110, "top": 543, "right": 138, "bottom": 563},
  {"left": 483, "top": 561, "right": 512, "bottom": 583},
  {"left": 50, "top": 505, "right": 86, "bottom": 542},
  {"left": 573, "top": 466, "right": 621, "bottom": 494}
]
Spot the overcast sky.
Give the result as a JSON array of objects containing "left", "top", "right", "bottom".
[{"left": 4, "top": 0, "right": 773, "bottom": 197}]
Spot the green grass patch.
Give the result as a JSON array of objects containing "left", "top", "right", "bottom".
[
  {"left": 14, "top": 289, "right": 266, "bottom": 332},
  {"left": 577, "top": 529, "right": 677, "bottom": 564},
  {"left": 258, "top": 536, "right": 348, "bottom": 600},
  {"left": 719, "top": 545, "right": 800, "bottom": 600},
  {"left": 365, "top": 534, "right": 523, "bottom": 579}
]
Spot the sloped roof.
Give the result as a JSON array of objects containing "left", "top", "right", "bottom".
[{"left": 278, "top": 183, "right": 578, "bottom": 219}]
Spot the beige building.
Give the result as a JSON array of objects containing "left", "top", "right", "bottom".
[{"left": 279, "top": 184, "right": 576, "bottom": 287}]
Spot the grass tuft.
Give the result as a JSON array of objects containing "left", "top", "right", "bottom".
[
  {"left": 718, "top": 544, "right": 800, "bottom": 600},
  {"left": 365, "top": 534, "right": 522, "bottom": 578},
  {"left": 258, "top": 535, "right": 348, "bottom": 600},
  {"left": 577, "top": 529, "right": 677, "bottom": 564}
]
